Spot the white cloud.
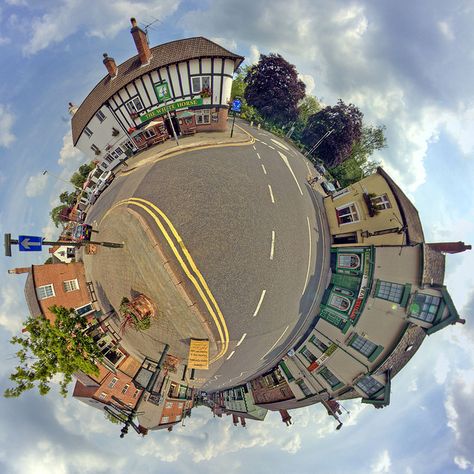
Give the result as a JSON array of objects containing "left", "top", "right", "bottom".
[
  {"left": 371, "top": 449, "right": 392, "bottom": 473},
  {"left": 57, "top": 131, "right": 84, "bottom": 168},
  {"left": 25, "top": 172, "right": 48, "bottom": 198},
  {"left": 433, "top": 355, "right": 451, "bottom": 385},
  {"left": 0, "top": 36, "right": 11, "bottom": 45},
  {"left": 454, "top": 456, "right": 474, "bottom": 471},
  {"left": 22, "top": 0, "right": 181, "bottom": 55},
  {"left": 0, "top": 283, "right": 25, "bottom": 334},
  {"left": 210, "top": 37, "right": 237, "bottom": 52},
  {"left": 438, "top": 20, "right": 455, "bottom": 41},
  {"left": 299, "top": 74, "right": 315, "bottom": 95},
  {"left": 249, "top": 44, "right": 260, "bottom": 65},
  {"left": 5, "top": 0, "right": 28, "bottom": 5},
  {"left": 0, "top": 104, "right": 15, "bottom": 147}
]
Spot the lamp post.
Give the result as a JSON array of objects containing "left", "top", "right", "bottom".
[{"left": 42, "top": 170, "right": 83, "bottom": 192}]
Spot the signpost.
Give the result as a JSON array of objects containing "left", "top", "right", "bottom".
[
  {"left": 230, "top": 98, "right": 242, "bottom": 138},
  {"left": 153, "top": 81, "right": 179, "bottom": 146},
  {"left": 18, "top": 235, "right": 43, "bottom": 252}
]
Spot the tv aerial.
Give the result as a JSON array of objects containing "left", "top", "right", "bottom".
[{"left": 140, "top": 17, "right": 162, "bottom": 44}]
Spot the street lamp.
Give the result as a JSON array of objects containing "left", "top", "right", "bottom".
[{"left": 43, "top": 170, "right": 82, "bottom": 192}]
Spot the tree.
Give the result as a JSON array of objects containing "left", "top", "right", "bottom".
[
  {"left": 244, "top": 53, "right": 306, "bottom": 124},
  {"left": 50, "top": 204, "right": 69, "bottom": 228},
  {"left": 70, "top": 162, "right": 95, "bottom": 189},
  {"left": 298, "top": 95, "right": 322, "bottom": 124},
  {"left": 59, "top": 190, "right": 78, "bottom": 207},
  {"left": 4, "top": 306, "right": 103, "bottom": 398},
  {"left": 44, "top": 257, "right": 54, "bottom": 264},
  {"left": 302, "top": 100, "right": 363, "bottom": 168}
]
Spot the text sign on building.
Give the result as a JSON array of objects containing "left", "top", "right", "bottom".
[
  {"left": 140, "top": 98, "right": 204, "bottom": 123},
  {"left": 18, "top": 235, "right": 42, "bottom": 252},
  {"left": 154, "top": 81, "right": 171, "bottom": 103},
  {"left": 308, "top": 343, "right": 338, "bottom": 372},
  {"left": 187, "top": 339, "right": 209, "bottom": 370}
]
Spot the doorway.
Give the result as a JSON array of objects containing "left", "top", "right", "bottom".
[{"left": 164, "top": 114, "right": 181, "bottom": 137}]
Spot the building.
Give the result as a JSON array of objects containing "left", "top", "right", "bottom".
[
  {"left": 70, "top": 17, "right": 244, "bottom": 171},
  {"left": 48, "top": 244, "right": 76, "bottom": 263}
]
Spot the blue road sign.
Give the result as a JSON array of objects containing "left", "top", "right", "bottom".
[
  {"left": 18, "top": 235, "right": 43, "bottom": 252},
  {"left": 231, "top": 99, "right": 242, "bottom": 112}
]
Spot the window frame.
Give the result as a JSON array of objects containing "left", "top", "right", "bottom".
[
  {"left": 375, "top": 280, "right": 404, "bottom": 303},
  {"left": 74, "top": 303, "right": 94, "bottom": 317},
  {"left": 356, "top": 375, "right": 384, "bottom": 397},
  {"left": 36, "top": 284, "right": 55, "bottom": 300},
  {"left": 336, "top": 202, "right": 360, "bottom": 225},
  {"left": 295, "top": 379, "right": 312, "bottom": 397},
  {"left": 318, "top": 367, "right": 342, "bottom": 389},
  {"left": 299, "top": 346, "right": 317, "bottom": 363},
  {"left": 108, "top": 377, "right": 118, "bottom": 389},
  {"left": 337, "top": 253, "right": 361, "bottom": 269},
  {"left": 371, "top": 193, "right": 392, "bottom": 210},
  {"left": 84, "top": 126, "right": 93, "bottom": 138},
  {"left": 63, "top": 278, "right": 79, "bottom": 293},
  {"left": 125, "top": 96, "right": 145, "bottom": 115},
  {"left": 95, "top": 110, "right": 106, "bottom": 123},
  {"left": 349, "top": 334, "right": 378, "bottom": 358},
  {"left": 410, "top": 293, "right": 441, "bottom": 323},
  {"left": 121, "top": 384, "right": 129, "bottom": 395},
  {"left": 310, "top": 335, "right": 329, "bottom": 354},
  {"left": 195, "top": 109, "right": 211, "bottom": 125},
  {"left": 191, "top": 75, "right": 211, "bottom": 94}
]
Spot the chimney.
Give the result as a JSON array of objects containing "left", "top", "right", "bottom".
[
  {"left": 68, "top": 102, "right": 78, "bottom": 116},
  {"left": 279, "top": 409, "right": 292, "bottom": 426},
  {"left": 427, "top": 242, "right": 472, "bottom": 254},
  {"left": 103, "top": 53, "right": 118, "bottom": 78},
  {"left": 8, "top": 267, "right": 30, "bottom": 275},
  {"left": 232, "top": 414, "right": 238, "bottom": 426},
  {"left": 240, "top": 416, "right": 246, "bottom": 427},
  {"left": 130, "top": 17, "right": 152, "bottom": 65}
]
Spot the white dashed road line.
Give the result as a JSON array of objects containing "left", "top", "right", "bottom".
[
  {"left": 256, "top": 152, "right": 261, "bottom": 160},
  {"left": 253, "top": 145, "right": 256, "bottom": 150},
  {"left": 270, "top": 230, "right": 275, "bottom": 260},
  {"left": 278, "top": 151, "right": 303, "bottom": 195},
  {"left": 261, "top": 163, "right": 267, "bottom": 175},
  {"left": 260, "top": 325, "right": 290, "bottom": 360},
  {"left": 302, "top": 216, "right": 312, "bottom": 295},
  {"left": 271, "top": 138, "right": 289, "bottom": 150},
  {"left": 226, "top": 351, "right": 235, "bottom": 360},
  {"left": 268, "top": 184, "right": 275, "bottom": 203},
  {"left": 236, "top": 333, "right": 247, "bottom": 347},
  {"left": 268, "top": 145, "right": 275, "bottom": 150},
  {"left": 253, "top": 289, "right": 267, "bottom": 317}
]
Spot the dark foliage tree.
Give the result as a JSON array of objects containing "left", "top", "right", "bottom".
[
  {"left": 50, "top": 204, "right": 69, "bottom": 228},
  {"left": 302, "top": 100, "right": 364, "bottom": 168},
  {"left": 244, "top": 53, "right": 306, "bottom": 124},
  {"left": 4, "top": 306, "right": 103, "bottom": 398}
]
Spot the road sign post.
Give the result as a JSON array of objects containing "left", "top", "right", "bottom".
[
  {"left": 154, "top": 81, "right": 179, "bottom": 146},
  {"left": 230, "top": 98, "right": 242, "bottom": 138},
  {"left": 18, "top": 235, "right": 43, "bottom": 252}
]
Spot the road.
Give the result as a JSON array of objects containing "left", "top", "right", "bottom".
[{"left": 87, "top": 122, "right": 330, "bottom": 392}]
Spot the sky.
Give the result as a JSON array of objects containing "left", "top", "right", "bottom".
[{"left": 0, "top": 0, "right": 473, "bottom": 473}]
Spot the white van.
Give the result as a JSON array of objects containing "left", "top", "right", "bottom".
[{"left": 96, "top": 171, "right": 115, "bottom": 193}]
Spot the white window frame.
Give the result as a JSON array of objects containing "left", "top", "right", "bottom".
[
  {"left": 125, "top": 97, "right": 144, "bottom": 114},
  {"left": 195, "top": 109, "right": 211, "bottom": 125},
  {"left": 121, "top": 384, "right": 129, "bottom": 395},
  {"left": 191, "top": 75, "right": 211, "bottom": 94},
  {"left": 74, "top": 303, "right": 95, "bottom": 317},
  {"left": 63, "top": 279, "right": 79, "bottom": 292},
  {"left": 329, "top": 294, "right": 351, "bottom": 312},
  {"left": 371, "top": 194, "right": 392, "bottom": 210},
  {"left": 336, "top": 202, "right": 360, "bottom": 225},
  {"left": 143, "top": 129, "right": 156, "bottom": 139},
  {"left": 110, "top": 147, "right": 123, "bottom": 159},
  {"left": 36, "top": 284, "right": 55, "bottom": 300},
  {"left": 108, "top": 377, "right": 118, "bottom": 389},
  {"left": 84, "top": 126, "right": 93, "bottom": 138},
  {"left": 99, "top": 392, "right": 107, "bottom": 400},
  {"left": 337, "top": 253, "right": 361, "bottom": 269},
  {"left": 105, "top": 154, "right": 114, "bottom": 164},
  {"left": 332, "top": 187, "right": 350, "bottom": 200},
  {"left": 95, "top": 110, "right": 106, "bottom": 122}
]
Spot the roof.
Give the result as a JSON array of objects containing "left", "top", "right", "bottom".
[
  {"left": 377, "top": 167, "right": 425, "bottom": 244},
  {"left": 71, "top": 37, "right": 244, "bottom": 144},
  {"left": 24, "top": 268, "right": 42, "bottom": 318},
  {"left": 422, "top": 244, "right": 446, "bottom": 286}
]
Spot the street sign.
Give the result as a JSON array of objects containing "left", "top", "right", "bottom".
[
  {"left": 18, "top": 235, "right": 43, "bottom": 252},
  {"left": 231, "top": 98, "right": 242, "bottom": 112},
  {"left": 154, "top": 81, "right": 171, "bottom": 103}
]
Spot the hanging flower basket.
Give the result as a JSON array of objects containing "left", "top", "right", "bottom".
[
  {"left": 200, "top": 87, "right": 212, "bottom": 98},
  {"left": 119, "top": 294, "right": 156, "bottom": 333}
]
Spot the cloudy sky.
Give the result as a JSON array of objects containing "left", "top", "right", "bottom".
[{"left": 0, "top": 0, "right": 473, "bottom": 473}]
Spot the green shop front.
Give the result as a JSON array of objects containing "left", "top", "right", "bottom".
[{"left": 319, "top": 247, "right": 374, "bottom": 333}]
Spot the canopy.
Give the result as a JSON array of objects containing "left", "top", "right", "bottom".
[{"left": 143, "top": 119, "right": 164, "bottom": 130}]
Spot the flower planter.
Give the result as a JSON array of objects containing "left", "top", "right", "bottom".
[{"left": 119, "top": 294, "right": 156, "bottom": 333}]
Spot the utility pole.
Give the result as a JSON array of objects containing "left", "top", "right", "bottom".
[{"left": 304, "top": 129, "right": 334, "bottom": 157}]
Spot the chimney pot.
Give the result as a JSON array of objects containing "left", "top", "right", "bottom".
[
  {"left": 130, "top": 17, "right": 137, "bottom": 27},
  {"left": 130, "top": 17, "right": 152, "bottom": 65},
  {"left": 8, "top": 267, "right": 30, "bottom": 275},
  {"left": 103, "top": 53, "right": 118, "bottom": 78}
]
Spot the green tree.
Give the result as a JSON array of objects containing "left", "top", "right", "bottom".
[
  {"left": 104, "top": 410, "right": 129, "bottom": 425},
  {"left": 44, "top": 257, "right": 54, "bottom": 264},
  {"left": 50, "top": 204, "right": 69, "bottom": 228},
  {"left": 4, "top": 306, "right": 103, "bottom": 398},
  {"left": 70, "top": 162, "right": 95, "bottom": 189},
  {"left": 298, "top": 95, "right": 322, "bottom": 124},
  {"left": 244, "top": 53, "right": 306, "bottom": 124},
  {"left": 59, "top": 191, "right": 78, "bottom": 207}
]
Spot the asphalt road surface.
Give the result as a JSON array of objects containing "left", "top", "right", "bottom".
[{"left": 87, "top": 122, "right": 330, "bottom": 392}]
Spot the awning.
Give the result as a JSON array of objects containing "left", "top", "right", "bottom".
[{"left": 143, "top": 119, "right": 164, "bottom": 130}]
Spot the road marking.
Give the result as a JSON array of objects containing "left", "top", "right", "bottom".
[
  {"left": 261, "top": 141, "right": 268, "bottom": 145},
  {"left": 236, "top": 333, "right": 247, "bottom": 347},
  {"left": 268, "top": 184, "right": 275, "bottom": 203},
  {"left": 253, "top": 289, "right": 266, "bottom": 317},
  {"left": 253, "top": 145, "right": 256, "bottom": 151},
  {"left": 256, "top": 152, "right": 261, "bottom": 160},
  {"left": 302, "top": 216, "right": 312, "bottom": 295},
  {"left": 271, "top": 138, "right": 289, "bottom": 150},
  {"left": 278, "top": 151, "right": 303, "bottom": 195},
  {"left": 268, "top": 145, "right": 275, "bottom": 150},
  {"left": 260, "top": 325, "right": 290, "bottom": 360},
  {"left": 305, "top": 161, "right": 312, "bottom": 174},
  {"left": 270, "top": 230, "right": 275, "bottom": 260},
  {"left": 261, "top": 164, "right": 267, "bottom": 175},
  {"left": 226, "top": 350, "right": 235, "bottom": 360}
]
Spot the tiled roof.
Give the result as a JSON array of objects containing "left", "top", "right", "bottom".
[
  {"left": 422, "top": 244, "right": 446, "bottom": 286},
  {"left": 377, "top": 168, "right": 425, "bottom": 245},
  {"left": 71, "top": 37, "right": 244, "bottom": 144},
  {"left": 24, "top": 268, "right": 42, "bottom": 318}
]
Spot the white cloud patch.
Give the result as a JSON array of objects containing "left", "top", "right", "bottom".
[
  {"left": 299, "top": 74, "right": 315, "bottom": 95},
  {"left": 0, "top": 104, "right": 15, "bottom": 147},
  {"left": 210, "top": 37, "right": 237, "bottom": 52},
  {"left": 57, "top": 131, "right": 84, "bottom": 169},
  {"left": 0, "top": 35, "right": 11, "bottom": 45},
  {"left": 438, "top": 20, "right": 455, "bottom": 41},
  {"left": 371, "top": 449, "right": 392, "bottom": 473},
  {"left": 0, "top": 283, "right": 25, "bottom": 334},
  {"left": 249, "top": 44, "right": 260, "bottom": 65},
  {"left": 22, "top": 0, "right": 180, "bottom": 55},
  {"left": 25, "top": 172, "right": 48, "bottom": 197}
]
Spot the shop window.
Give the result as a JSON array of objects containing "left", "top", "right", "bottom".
[
  {"left": 310, "top": 336, "right": 329, "bottom": 353},
  {"left": 84, "top": 127, "right": 93, "bottom": 138},
  {"left": 108, "top": 377, "right": 118, "bottom": 388},
  {"left": 143, "top": 129, "right": 157, "bottom": 139},
  {"left": 121, "top": 140, "right": 134, "bottom": 151},
  {"left": 410, "top": 293, "right": 441, "bottom": 323},
  {"left": 195, "top": 109, "right": 211, "bottom": 124},
  {"left": 36, "top": 284, "right": 55, "bottom": 300},
  {"left": 356, "top": 375, "right": 383, "bottom": 397},
  {"left": 371, "top": 194, "right": 392, "bottom": 210},
  {"left": 126, "top": 97, "right": 144, "bottom": 115},
  {"left": 349, "top": 334, "right": 378, "bottom": 358},
  {"left": 329, "top": 294, "right": 351, "bottom": 312},
  {"left": 63, "top": 279, "right": 79, "bottom": 293},
  {"left": 95, "top": 110, "right": 106, "bottom": 122},
  {"left": 300, "top": 346, "right": 317, "bottom": 363},
  {"left": 375, "top": 281, "right": 404, "bottom": 303},
  {"left": 336, "top": 203, "right": 359, "bottom": 225},
  {"left": 318, "top": 367, "right": 342, "bottom": 388},
  {"left": 110, "top": 147, "right": 124, "bottom": 159},
  {"left": 191, "top": 76, "right": 211, "bottom": 94},
  {"left": 337, "top": 253, "right": 361, "bottom": 269},
  {"left": 75, "top": 303, "right": 94, "bottom": 316},
  {"left": 295, "top": 379, "right": 312, "bottom": 397}
]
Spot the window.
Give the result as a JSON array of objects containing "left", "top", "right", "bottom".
[
  {"left": 310, "top": 336, "right": 329, "bottom": 353},
  {"left": 279, "top": 361, "right": 294, "bottom": 381},
  {"left": 99, "top": 392, "right": 107, "bottom": 400},
  {"left": 356, "top": 375, "right": 383, "bottom": 397},
  {"left": 105, "top": 154, "right": 114, "bottom": 164},
  {"left": 121, "top": 384, "right": 129, "bottom": 395},
  {"left": 125, "top": 97, "right": 144, "bottom": 115},
  {"left": 161, "top": 416, "right": 169, "bottom": 423},
  {"left": 332, "top": 187, "right": 350, "bottom": 199},
  {"left": 95, "top": 110, "right": 106, "bottom": 122},
  {"left": 90, "top": 144, "right": 100, "bottom": 155},
  {"left": 371, "top": 194, "right": 391, "bottom": 210},
  {"left": 133, "top": 389, "right": 139, "bottom": 398},
  {"left": 84, "top": 127, "right": 93, "bottom": 138},
  {"left": 143, "top": 129, "right": 156, "bottom": 139},
  {"left": 336, "top": 203, "right": 359, "bottom": 224},
  {"left": 36, "top": 284, "right": 55, "bottom": 300},
  {"left": 75, "top": 303, "right": 94, "bottom": 316},
  {"left": 63, "top": 279, "right": 79, "bottom": 292},
  {"left": 329, "top": 294, "right": 351, "bottom": 311},
  {"left": 122, "top": 140, "right": 134, "bottom": 151},
  {"left": 108, "top": 377, "right": 118, "bottom": 389},
  {"left": 319, "top": 367, "right": 341, "bottom": 388},
  {"left": 410, "top": 294, "right": 441, "bottom": 323},
  {"left": 295, "top": 379, "right": 312, "bottom": 397},
  {"left": 300, "top": 346, "right": 317, "bottom": 363},
  {"left": 191, "top": 75, "right": 211, "bottom": 93},
  {"left": 349, "top": 334, "right": 378, "bottom": 358},
  {"left": 375, "top": 281, "right": 404, "bottom": 303},
  {"left": 195, "top": 109, "right": 211, "bottom": 124},
  {"left": 166, "top": 401, "right": 173, "bottom": 409},
  {"left": 110, "top": 147, "right": 124, "bottom": 159},
  {"left": 337, "top": 254, "right": 361, "bottom": 269}
]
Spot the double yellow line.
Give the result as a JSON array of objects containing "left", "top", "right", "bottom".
[{"left": 101, "top": 197, "right": 229, "bottom": 364}]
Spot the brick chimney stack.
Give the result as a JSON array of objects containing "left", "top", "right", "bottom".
[
  {"left": 427, "top": 241, "right": 472, "bottom": 254},
  {"left": 68, "top": 102, "right": 78, "bottom": 116},
  {"left": 103, "top": 53, "right": 118, "bottom": 78},
  {"left": 8, "top": 267, "right": 30, "bottom": 275},
  {"left": 279, "top": 409, "right": 292, "bottom": 426},
  {"left": 130, "top": 17, "right": 151, "bottom": 65},
  {"left": 232, "top": 414, "right": 238, "bottom": 426}
]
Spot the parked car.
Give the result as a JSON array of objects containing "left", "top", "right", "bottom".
[
  {"left": 321, "top": 181, "right": 336, "bottom": 195},
  {"left": 73, "top": 223, "right": 92, "bottom": 241},
  {"left": 96, "top": 171, "right": 115, "bottom": 193},
  {"left": 315, "top": 164, "right": 327, "bottom": 176}
]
